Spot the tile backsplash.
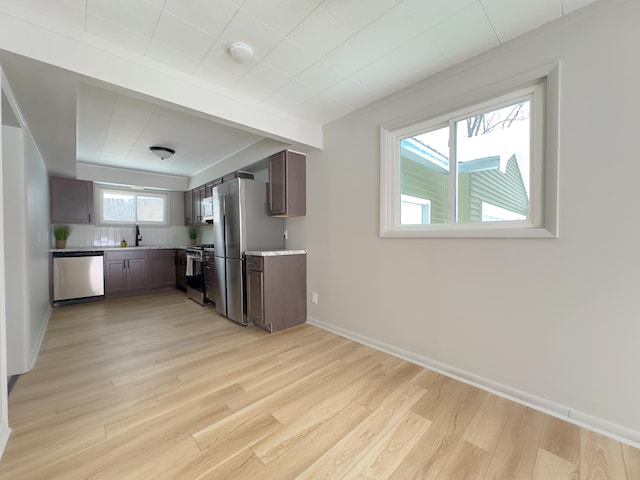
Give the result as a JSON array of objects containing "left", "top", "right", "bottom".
[{"left": 57, "top": 225, "right": 192, "bottom": 248}]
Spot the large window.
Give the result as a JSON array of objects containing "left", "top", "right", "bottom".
[
  {"left": 100, "top": 188, "right": 168, "bottom": 225},
  {"left": 380, "top": 76, "right": 558, "bottom": 238}
]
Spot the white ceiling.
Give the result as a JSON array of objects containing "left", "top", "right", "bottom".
[
  {"left": 0, "top": 0, "right": 599, "bottom": 183},
  {"left": 76, "top": 84, "right": 263, "bottom": 177}
]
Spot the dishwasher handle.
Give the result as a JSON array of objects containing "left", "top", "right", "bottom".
[{"left": 52, "top": 251, "right": 104, "bottom": 258}]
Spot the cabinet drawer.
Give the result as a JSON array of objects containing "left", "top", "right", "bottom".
[
  {"left": 246, "top": 256, "right": 263, "bottom": 272},
  {"left": 105, "top": 250, "right": 147, "bottom": 261},
  {"left": 147, "top": 249, "right": 176, "bottom": 258}
]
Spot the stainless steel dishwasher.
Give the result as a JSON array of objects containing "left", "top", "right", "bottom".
[{"left": 52, "top": 251, "right": 105, "bottom": 305}]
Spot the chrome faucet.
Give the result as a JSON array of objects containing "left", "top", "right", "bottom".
[{"left": 135, "top": 225, "right": 141, "bottom": 246}]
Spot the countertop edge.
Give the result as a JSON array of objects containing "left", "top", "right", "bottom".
[
  {"left": 50, "top": 245, "right": 188, "bottom": 253},
  {"left": 244, "top": 249, "right": 307, "bottom": 257}
]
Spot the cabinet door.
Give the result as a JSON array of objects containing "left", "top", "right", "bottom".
[
  {"left": 50, "top": 177, "right": 94, "bottom": 224},
  {"left": 105, "top": 259, "right": 127, "bottom": 295},
  {"left": 127, "top": 258, "right": 148, "bottom": 291},
  {"left": 247, "top": 269, "right": 265, "bottom": 328},
  {"left": 286, "top": 152, "right": 306, "bottom": 217},
  {"left": 148, "top": 250, "right": 176, "bottom": 290},
  {"left": 267, "top": 151, "right": 306, "bottom": 217},
  {"left": 268, "top": 151, "right": 286, "bottom": 216},
  {"left": 176, "top": 251, "right": 187, "bottom": 290},
  {"left": 192, "top": 186, "right": 205, "bottom": 224},
  {"left": 184, "top": 190, "right": 192, "bottom": 225}
]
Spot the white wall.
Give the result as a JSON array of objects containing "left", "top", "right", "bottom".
[
  {"left": 24, "top": 129, "right": 52, "bottom": 358},
  {"left": 2, "top": 125, "right": 29, "bottom": 374},
  {"left": 289, "top": 0, "right": 640, "bottom": 443},
  {"left": 0, "top": 73, "right": 10, "bottom": 455},
  {"left": 2, "top": 121, "right": 50, "bottom": 375}
]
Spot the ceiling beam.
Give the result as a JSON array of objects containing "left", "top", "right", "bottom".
[{"left": 0, "top": 9, "right": 323, "bottom": 150}]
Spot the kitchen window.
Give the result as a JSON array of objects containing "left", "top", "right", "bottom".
[
  {"left": 380, "top": 69, "right": 559, "bottom": 238},
  {"left": 99, "top": 188, "right": 168, "bottom": 225}
]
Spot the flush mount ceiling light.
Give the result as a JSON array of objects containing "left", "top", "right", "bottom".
[
  {"left": 228, "top": 42, "right": 253, "bottom": 62},
  {"left": 149, "top": 146, "right": 175, "bottom": 160}
]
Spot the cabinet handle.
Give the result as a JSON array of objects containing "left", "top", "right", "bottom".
[{"left": 88, "top": 213, "right": 91, "bottom": 223}]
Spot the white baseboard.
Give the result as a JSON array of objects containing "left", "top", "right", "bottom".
[
  {"left": 307, "top": 316, "right": 640, "bottom": 449},
  {"left": 29, "top": 305, "right": 51, "bottom": 371},
  {"left": 0, "top": 423, "right": 11, "bottom": 460}
]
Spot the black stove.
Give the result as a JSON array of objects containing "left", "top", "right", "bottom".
[
  {"left": 189, "top": 243, "right": 215, "bottom": 249},
  {"left": 185, "top": 244, "right": 215, "bottom": 305}
]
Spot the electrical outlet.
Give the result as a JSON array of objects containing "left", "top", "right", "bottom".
[{"left": 312, "top": 292, "right": 318, "bottom": 304}]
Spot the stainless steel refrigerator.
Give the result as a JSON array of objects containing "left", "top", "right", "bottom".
[{"left": 211, "top": 178, "right": 285, "bottom": 325}]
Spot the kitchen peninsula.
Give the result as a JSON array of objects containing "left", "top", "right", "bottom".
[{"left": 245, "top": 250, "right": 307, "bottom": 333}]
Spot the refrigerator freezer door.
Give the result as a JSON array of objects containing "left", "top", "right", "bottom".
[
  {"left": 226, "top": 257, "right": 246, "bottom": 325},
  {"left": 224, "top": 179, "right": 243, "bottom": 260},
  {"left": 212, "top": 184, "right": 226, "bottom": 255}
]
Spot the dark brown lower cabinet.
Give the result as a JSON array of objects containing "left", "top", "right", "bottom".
[
  {"left": 176, "top": 249, "right": 187, "bottom": 291},
  {"left": 105, "top": 250, "right": 148, "bottom": 297},
  {"left": 148, "top": 249, "right": 176, "bottom": 290},
  {"left": 105, "top": 249, "right": 178, "bottom": 298},
  {"left": 246, "top": 254, "right": 306, "bottom": 333}
]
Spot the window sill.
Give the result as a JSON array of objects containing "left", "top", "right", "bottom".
[{"left": 380, "top": 226, "right": 557, "bottom": 239}]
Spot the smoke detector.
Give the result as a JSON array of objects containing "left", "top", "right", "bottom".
[{"left": 229, "top": 42, "right": 253, "bottom": 62}]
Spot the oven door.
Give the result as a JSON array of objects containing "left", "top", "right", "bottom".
[{"left": 186, "top": 251, "right": 204, "bottom": 304}]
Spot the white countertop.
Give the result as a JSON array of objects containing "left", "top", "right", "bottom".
[
  {"left": 50, "top": 245, "right": 188, "bottom": 253},
  {"left": 245, "top": 249, "right": 306, "bottom": 257}
]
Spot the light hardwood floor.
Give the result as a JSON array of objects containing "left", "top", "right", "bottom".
[{"left": 1, "top": 291, "right": 638, "bottom": 479}]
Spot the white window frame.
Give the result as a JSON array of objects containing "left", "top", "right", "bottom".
[
  {"left": 98, "top": 187, "right": 169, "bottom": 226},
  {"left": 380, "top": 65, "right": 559, "bottom": 239}
]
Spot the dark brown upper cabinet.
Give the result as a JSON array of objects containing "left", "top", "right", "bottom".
[
  {"left": 183, "top": 190, "right": 193, "bottom": 226},
  {"left": 50, "top": 176, "right": 94, "bottom": 224},
  {"left": 267, "top": 150, "right": 306, "bottom": 217},
  {"left": 192, "top": 185, "right": 206, "bottom": 225}
]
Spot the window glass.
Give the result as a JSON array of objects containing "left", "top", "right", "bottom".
[
  {"left": 100, "top": 188, "right": 168, "bottom": 225},
  {"left": 401, "top": 194, "right": 431, "bottom": 225},
  {"left": 400, "top": 126, "right": 449, "bottom": 225},
  {"left": 102, "top": 191, "right": 135, "bottom": 223},
  {"left": 137, "top": 195, "right": 165, "bottom": 223},
  {"left": 455, "top": 100, "right": 531, "bottom": 224}
]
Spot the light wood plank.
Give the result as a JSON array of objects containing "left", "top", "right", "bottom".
[
  {"left": 463, "top": 393, "right": 512, "bottom": 453},
  {"left": 390, "top": 382, "right": 486, "bottom": 479},
  {"left": 532, "top": 448, "right": 579, "bottom": 480},
  {"left": 622, "top": 443, "right": 640, "bottom": 480},
  {"left": 580, "top": 429, "right": 628, "bottom": 480},
  {"left": 483, "top": 404, "right": 544, "bottom": 480},
  {"left": 296, "top": 382, "right": 427, "bottom": 479},
  {"left": 436, "top": 439, "right": 492, "bottom": 480},
  {"left": 344, "top": 411, "right": 432, "bottom": 479},
  {"left": 0, "top": 291, "right": 638, "bottom": 480},
  {"left": 539, "top": 414, "right": 580, "bottom": 465},
  {"left": 195, "top": 449, "right": 265, "bottom": 480},
  {"left": 249, "top": 402, "right": 372, "bottom": 480}
]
